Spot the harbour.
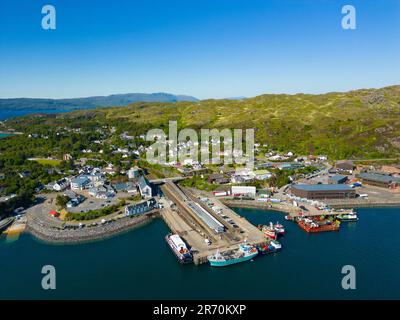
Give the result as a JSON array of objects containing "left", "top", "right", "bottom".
[
  {"left": 159, "top": 182, "right": 267, "bottom": 265},
  {"left": 1, "top": 206, "right": 399, "bottom": 299}
]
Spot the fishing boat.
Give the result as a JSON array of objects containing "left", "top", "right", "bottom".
[
  {"left": 208, "top": 244, "right": 258, "bottom": 267},
  {"left": 273, "top": 222, "right": 285, "bottom": 235},
  {"left": 257, "top": 239, "right": 282, "bottom": 255},
  {"left": 337, "top": 213, "right": 359, "bottom": 222},
  {"left": 269, "top": 239, "right": 282, "bottom": 250},
  {"left": 263, "top": 225, "right": 277, "bottom": 239},
  {"left": 259, "top": 222, "right": 277, "bottom": 239},
  {"left": 165, "top": 234, "right": 193, "bottom": 264},
  {"left": 297, "top": 219, "right": 340, "bottom": 233}
]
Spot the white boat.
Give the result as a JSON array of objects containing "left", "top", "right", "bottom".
[
  {"left": 337, "top": 213, "right": 359, "bottom": 222},
  {"left": 269, "top": 240, "right": 282, "bottom": 250},
  {"left": 165, "top": 234, "right": 193, "bottom": 264},
  {"left": 273, "top": 222, "right": 285, "bottom": 235}
]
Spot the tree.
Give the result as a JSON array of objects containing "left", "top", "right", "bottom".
[{"left": 56, "top": 194, "right": 69, "bottom": 208}]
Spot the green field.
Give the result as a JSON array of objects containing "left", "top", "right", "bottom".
[{"left": 32, "top": 158, "right": 62, "bottom": 166}]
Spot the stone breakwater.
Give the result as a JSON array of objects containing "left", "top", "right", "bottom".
[{"left": 26, "top": 211, "right": 159, "bottom": 244}]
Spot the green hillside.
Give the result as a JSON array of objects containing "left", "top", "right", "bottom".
[{"left": 7, "top": 85, "right": 400, "bottom": 159}]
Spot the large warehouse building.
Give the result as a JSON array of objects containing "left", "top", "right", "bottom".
[
  {"left": 291, "top": 184, "right": 356, "bottom": 200},
  {"left": 357, "top": 172, "right": 399, "bottom": 189}
]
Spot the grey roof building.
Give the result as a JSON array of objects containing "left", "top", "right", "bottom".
[
  {"left": 357, "top": 172, "right": 400, "bottom": 188},
  {"left": 291, "top": 184, "right": 356, "bottom": 199},
  {"left": 138, "top": 175, "right": 152, "bottom": 198},
  {"left": 125, "top": 198, "right": 157, "bottom": 216}
]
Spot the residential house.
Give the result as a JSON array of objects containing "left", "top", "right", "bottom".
[
  {"left": 63, "top": 153, "right": 73, "bottom": 161},
  {"left": 66, "top": 194, "right": 85, "bottom": 208},
  {"left": 255, "top": 162, "right": 273, "bottom": 170},
  {"left": 18, "top": 170, "right": 30, "bottom": 178},
  {"left": 258, "top": 189, "right": 272, "bottom": 198},
  {"left": 114, "top": 182, "right": 138, "bottom": 194},
  {"left": 278, "top": 163, "right": 303, "bottom": 170},
  {"left": 71, "top": 175, "right": 91, "bottom": 190},
  {"left": 254, "top": 170, "right": 273, "bottom": 180},
  {"left": 53, "top": 178, "right": 70, "bottom": 191},
  {"left": 102, "top": 164, "right": 116, "bottom": 175},
  {"left": 207, "top": 174, "right": 230, "bottom": 185},
  {"left": 127, "top": 167, "right": 141, "bottom": 179},
  {"left": 138, "top": 175, "right": 153, "bottom": 198},
  {"left": 88, "top": 184, "right": 115, "bottom": 199}
]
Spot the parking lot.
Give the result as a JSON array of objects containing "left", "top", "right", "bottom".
[{"left": 67, "top": 194, "right": 120, "bottom": 213}]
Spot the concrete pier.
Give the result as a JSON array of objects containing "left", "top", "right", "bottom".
[
  {"left": 160, "top": 182, "right": 267, "bottom": 265},
  {"left": 221, "top": 199, "right": 354, "bottom": 217}
]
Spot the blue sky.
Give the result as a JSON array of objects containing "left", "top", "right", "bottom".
[{"left": 0, "top": 0, "right": 399, "bottom": 99}]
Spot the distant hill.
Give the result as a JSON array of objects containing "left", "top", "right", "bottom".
[{"left": 0, "top": 92, "right": 199, "bottom": 111}]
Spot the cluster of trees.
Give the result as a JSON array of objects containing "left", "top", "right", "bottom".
[
  {"left": 56, "top": 194, "right": 70, "bottom": 208},
  {"left": 0, "top": 159, "right": 61, "bottom": 195},
  {"left": 179, "top": 174, "right": 219, "bottom": 192},
  {"left": 0, "top": 190, "right": 34, "bottom": 218}
]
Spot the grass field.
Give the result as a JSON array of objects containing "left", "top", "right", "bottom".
[{"left": 31, "top": 158, "right": 62, "bottom": 166}]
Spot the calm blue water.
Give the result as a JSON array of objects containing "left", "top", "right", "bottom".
[
  {"left": 0, "top": 109, "right": 70, "bottom": 120},
  {"left": 1, "top": 207, "right": 400, "bottom": 300},
  {"left": 0, "top": 108, "right": 99, "bottom": 120}
]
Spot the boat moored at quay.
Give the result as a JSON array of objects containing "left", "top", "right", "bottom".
[
  {"left": 207, "top": 244, "right": 258, "bottom": 267},
  {"left": 257, "top": 239, "right": 282, "bottom": 255},
  {"left": 165, "top": 234, "right": 193, "bottom": 264},
  {"left": 258, "top": 222, "right": 285, "bottom": 238},
  {"left": 297, "top": 217, "right": 340, "bottom": 233},
  {"left": 336, "top": 213, "right": 359, "bottom": 222}
]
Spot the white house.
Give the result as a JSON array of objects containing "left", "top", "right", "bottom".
[
  {"left": 102, "top": 164, "right": 116, "bottom": 175},
  {"left": 53, "top": 178, "right": 70, "bottom": 191},
  {"left": 127, "top": 167, "right": 140, "bottom": 179}
]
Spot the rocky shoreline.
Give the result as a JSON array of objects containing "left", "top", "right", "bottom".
[{"left": 26, "top": 211, "right": 159, "bottom": 244}]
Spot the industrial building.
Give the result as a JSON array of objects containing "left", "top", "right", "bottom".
[
  {"left": 188, "top": 202, "right": 225, "bottom": 234},
  {"left": 357, "top": 172, "right": 400, "bottom": 189},
  {"left": 231, "top": 186, "right": 256, "bottom": 198},
  {"left": 335, "top": 161, "right": 355, "bottom": 172},
  {"left": 291, "top": 184, "right": 356, "bottom": 200}
]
